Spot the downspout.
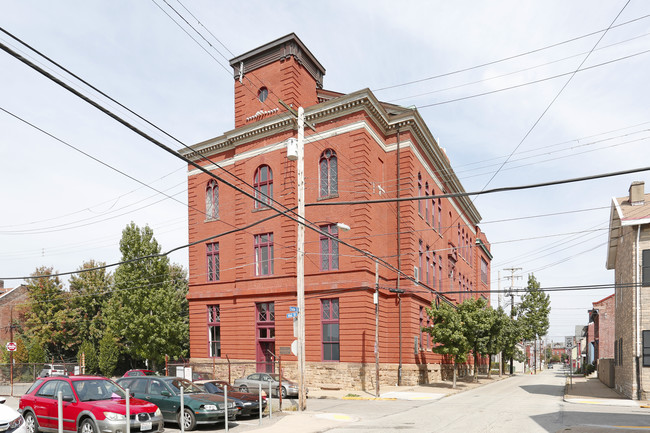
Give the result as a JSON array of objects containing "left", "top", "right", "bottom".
[
  {"left": 396, "top": 128, "right": 402, "bottom": 386},
  {"left": 636, "top": 225, "right": 642, "bottom": 400}
]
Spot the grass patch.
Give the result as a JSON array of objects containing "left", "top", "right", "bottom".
[{"left": 345, "top": 393, "right": 360, "bottom": 398}]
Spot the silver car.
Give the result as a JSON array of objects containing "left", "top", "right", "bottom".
[{"left": 233, "top": 373, "right": 306, "bottom": 398}]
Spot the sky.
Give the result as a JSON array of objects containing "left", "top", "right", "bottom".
[{"left": 1, "top": 0, "right": 649, "bottom": 343}]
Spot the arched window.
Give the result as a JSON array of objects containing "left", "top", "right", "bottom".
[
  {"left": 319, "top": 149, "right": 338, "bottom": 197},
  {"left": 254, "top": 165, "right": 273, "bottom": 208},
  {"left": 206, "top": 180, "right": 218, "bottom": 220},
  {"left": 418, "top": 173, "right": 423, "bottom": 215},
  {"left": 425, "top": 182, "right": 429, "bottom": 222}
]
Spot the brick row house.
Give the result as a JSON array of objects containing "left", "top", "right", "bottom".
[
  {"left": 606, "top": 181, "right": 650, "bottom": 400},
  {"left": 181, "top": 34, "right": 492, "bottom": 389},
  {"left": 586, "top": 293, "right": 615, "bottom": 366}
]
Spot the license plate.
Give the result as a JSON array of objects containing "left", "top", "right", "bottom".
[{"left": 140, "top": 421, "right": 152, "bottom": 431}]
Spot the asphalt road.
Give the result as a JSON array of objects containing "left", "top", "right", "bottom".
[{"left": 301, "top": 370, "right": 650, "bottom": 433}]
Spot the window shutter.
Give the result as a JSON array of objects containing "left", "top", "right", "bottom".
[
  {"left": 643, "top": 330, "right": 650, "bottom": 367},
  {"left": 643, "top": 250, "right": 650, "bottom": 286}
]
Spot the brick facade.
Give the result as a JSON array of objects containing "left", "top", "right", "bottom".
[
  {"left": 0, "top": 284, "right": 29, "bottom": 345},
  {"left": 183, "top": 34, "right": 492, "bottom": 390},
  {"left": 606, "top": 181, "right": 650, "bottom": 400}
]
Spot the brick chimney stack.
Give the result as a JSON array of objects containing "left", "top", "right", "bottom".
[{"left": 629, "top": 181, "right": 645, "bottom": 206}]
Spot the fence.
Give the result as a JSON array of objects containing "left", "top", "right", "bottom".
[{"left": 0, "top": 362, "right": 78, "bottom": 396}]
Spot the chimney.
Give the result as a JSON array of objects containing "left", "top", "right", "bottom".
[{"left": 629, "top": 181, "right": 645, "bottom": 206}]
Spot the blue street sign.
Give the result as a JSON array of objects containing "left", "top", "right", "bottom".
[
  {"left": 289, "top": 306, "right": 299, "bottom": 312},
  {"left": 286, "top": 312, "right": 298, "bottom": 319}
]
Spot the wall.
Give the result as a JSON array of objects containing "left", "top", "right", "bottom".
[{"left": 598, "top": 358, "right": 615, "bottom": 388}]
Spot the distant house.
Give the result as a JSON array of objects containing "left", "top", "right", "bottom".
[
  {"left": 587, "top": 293, "right": 615, "bottom": 366},
  {"left": 0, "top": 281, "right": 29, "bottom": 345},
  {"left": 606, "top": 180, "right": 650, "bottom": 400}
]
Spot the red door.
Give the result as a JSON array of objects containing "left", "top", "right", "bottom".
[{"left": 256, "top": 302, "right": 275, "bottom": 373}]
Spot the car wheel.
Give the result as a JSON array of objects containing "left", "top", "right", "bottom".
[
  {"left": 239, "top": 385, "right": 248, "bottom": 393},
  {"left": 24, "top": 412, "right": 39, "bottom": 433},
  {"left": 79, "top": 419, "right": 97, "bottom": 433},
  {"left": 178, "top": 408, "right": 197, "bottom": 431},
  {"left": 281, "top": 386, "right": 287, "bottom": 399}
]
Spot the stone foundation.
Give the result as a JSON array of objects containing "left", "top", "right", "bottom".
[{"left": 187, "top": 358, "right": 473, "bottom": 391}]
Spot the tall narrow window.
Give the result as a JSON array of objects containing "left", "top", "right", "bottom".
[
  {"left": 438, "top": 199, "right": 443, "bottom": 232},
  {"left": 438, "top": 255, "right": 443, "bottom": 291},
  {"left": 419, "top": 240, "right": 423, "bottom": 282},
  {"left": 320, "top": 224, "right": 339, "bottom": 271},
  {"left": 207, "top": 242, "right": 219, "bottom": 281},
  {"left": 417, "top": 173, "right": 422, "bottom": 215},
  {"left": 643, "top": 250, "right": 650, "bottom": 286},
  {"left": 431, "top": 195, "right": 436, "bottom": 228},
  {"left": 431, "top": 254, "right": 436, "bottom": 290},
  {"left": 425, "top": 248, "right": 431, "bottom": 286},
  {"left": 322, "top": 299, "right": 340, "bottom": 361},
  {"left": 425, "top": 182, "right": 429, "bottom": 222},
  {"left": 254, "top": 233, "right": 274, "bottom": 276},
  {"left": 206, "top": 180, "right": 219, "bottom": 220},
  {"left": 319, "top": 149, "right": 338, "bottom": 198},
  {"left": 254, "top": 165, "right": 273, "bottom": 208},
  {"left": 481, "top": 258, "right": 488, "bottom": 284},
  {"left": 208, "top": 305, "right": 220, "bottom": 357}
]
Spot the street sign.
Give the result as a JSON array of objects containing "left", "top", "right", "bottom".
[
  {"left": 289, "top": 306, "right": 299, "bottom": 312},
  {"left": 565, "top": 337, "right": 574, "bottom": 348},
  {"left": 286, "top": 312, "right": 298, "bottom": 319},
  {"left": 5, "top": 342, "right": 17, "bottom": 352}
]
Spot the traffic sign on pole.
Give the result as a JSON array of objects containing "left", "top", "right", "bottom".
[
  {"left": 289, "top": 306, "right": 299, "bottom": 312},
  {"left": 5, "top": 342, "right": 17, "bottom": 351},
  {"left": 286, "top": 312, "right": 298, "bottom": 319}
]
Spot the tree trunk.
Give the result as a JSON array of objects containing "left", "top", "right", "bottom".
[
  {"left": 473, "top": 349, "right": 479, "bottom": 382},
  {"left": 453, "top": 361, "right": 457, "bottom": 389},
  {"left": 488, "top": 355, "right": 492, "bottom": 379},
  {"left": 534, "top": 338, "right": 537, "bottom": 375}
]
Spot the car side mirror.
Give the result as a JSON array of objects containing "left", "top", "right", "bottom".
[
  {"left": 161, "top": 391, "right": 171, "bottom": 397},
  {"left": 62, "top": 396, "right": 74, "bottom": 402},
  {"left": 0, "top": 397, "right": 6, "bottom": 404}
]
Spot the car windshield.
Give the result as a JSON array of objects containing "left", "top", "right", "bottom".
[
  {"left": 73, "top": 379, "right": 125, "bottom": 402},
  {"left": 268, "top": 374, "right": 288, "bottom": 382},
  {"left": 168, "top": 379, "right": 203, "bottom": 394}
]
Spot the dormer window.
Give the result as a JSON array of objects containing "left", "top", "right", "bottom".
[{"left": 258, "top": 87, "right": 268, "bottom": 103}]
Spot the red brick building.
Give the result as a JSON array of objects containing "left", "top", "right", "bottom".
[
  {"left": 587, "top": 293, "right": 615, "bottom": 365},
  {"left": 0, "top": 282, "right": 28, "bottom": 345},
  {"left": 181, "top": 34, "right": 492, "bottom": 389}
]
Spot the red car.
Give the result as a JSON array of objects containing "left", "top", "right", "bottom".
[
  {"left": 122, "top": 370, "right": 156, "bottom": 377},
  {"left": 19, "top": 375, "right": 164, "bottom": 433}
]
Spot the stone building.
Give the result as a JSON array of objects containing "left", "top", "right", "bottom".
[
  {"left": 181, "top": 34, "right": 492, "bottom": 389},
  {"left": 606, "top": 180, "right": 650, "bottom": 400}
]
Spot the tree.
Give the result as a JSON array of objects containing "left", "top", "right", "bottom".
[
  {"left": 484, "top": 306, "right": 510, "bottom": 378},
  {"left": 78, "top": 340, "right": 99, "bottom": 375},
  {"left": 22, "top": 267, "right": 78, "bottom": 359},
  {"left": 104, "top": 223, "right": 189, "bottom": 370},
  {"left": 98, "top": 330, "right": 119, "bottom": 377},
  {"left": 68, "top": 260, "right": 113, "bottom": 348},
  {"left": 457, "top": 297, "right": 491, "bottom": 382},
  {"left": 517, "top": 274, "right": 551, "bottom": 373},
  {"left": 501, "top": 314, "right": 523, "bottom": 374},
  {"left": 423, "top": 301, "right": 470, "bottom": 388}
]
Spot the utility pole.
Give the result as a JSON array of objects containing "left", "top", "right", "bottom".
[
  {"left": 497, "top": 271, "right": 502, "bottom": 378},
  {"left": 374, "top": 260, "right": 380, "bottom": 398},
  {"left": 296, "top": 106, "right": 306, "bottom": 412},
  {"left": 504, "top": 267, "right": 522, "bottom": 375}
]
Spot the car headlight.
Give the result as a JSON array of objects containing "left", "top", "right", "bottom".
[
  {"left": 154, "top": 408, "right": 162, "bottom": 417},
  {"left": 103, "top": 412, "right": 126, "bottom": 421},
  {"left": 202, "top": 404, "right": 217, "bottom": 411},
  {"left": 9, "top": 416, "right": 24, "bottom": 429}
]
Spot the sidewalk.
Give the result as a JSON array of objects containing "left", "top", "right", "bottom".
[{"left": 563, "top": 375, "right": 648, "bottom": 407}]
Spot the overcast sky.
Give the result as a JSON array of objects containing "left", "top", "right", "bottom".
[{"left": 2, "top": 1, "right": 649, "bottom": 342}]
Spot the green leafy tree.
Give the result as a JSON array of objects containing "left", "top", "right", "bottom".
[
  {"left": 423, "top": 301, "right": 470, "bottom": 388},
  {"left": 517, "top": 274, "right": 551, "bottom": 373},
  {"left": 28, "top": 341, "right": 47, "bottom": 364},
  {"left": 501, "top": 313, "right": 523, "bottom": 374},
  {"left": 484, "top": 306, "right": 510, "bottom": 378},
  {"left": 104, "top": 223, "right": 188, "bottom": 370},
  {"left": 98, "top": 330, "right": 119, "bottom": 377},
  {"left": 78, "top": 340, "right": 99, "bottom": 375},
  {"left": 457, "top": 297, "right": 491, "bottom": 382},
  {"left": 22, "top": 267, "right": 78, "bottom": 359},
  {"left": 68, "top": 260, "right": 113, "bottom": 348}
]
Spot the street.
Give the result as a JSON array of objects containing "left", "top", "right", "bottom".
[{"left": 292, "top": 370, "right": 650, "bottom": 433}]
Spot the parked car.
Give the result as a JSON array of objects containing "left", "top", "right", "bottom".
[
  {"left": 116, "top": 376, "right": 237, "bottom": 430},
  {"left": 1, "top": 397, "right": 27, "bottom": 433},
  {"left": 233, "top": 373, "right": 306, "bottom": 398},
  {"left": 195, "top": 380, "right": 267, "bottom": 417},
  {"left": 37, "top": 364, "right": 66, "bottom": 378},
  {"left": 123, "top": 369, "right": 156, "bottom": 377},
  {"left": 19, "top": 375, "right": 163, "bottom": 433}
]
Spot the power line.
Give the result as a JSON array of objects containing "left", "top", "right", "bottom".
[{"left": 373, "top": 12, "right": 650, "bottom": 92}]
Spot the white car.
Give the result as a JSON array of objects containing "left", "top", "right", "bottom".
[{"left": 0, "top": 397, "right": 26, "bottom": 433}]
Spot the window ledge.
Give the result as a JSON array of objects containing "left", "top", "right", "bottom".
[{"left": 317, "top": 194, "right": 339, "bottom": 201}]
